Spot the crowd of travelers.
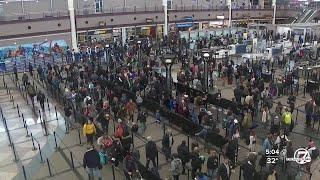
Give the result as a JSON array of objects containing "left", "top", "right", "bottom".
[{"left": 14, "top": 34, "right": 320, "bottom": 180}]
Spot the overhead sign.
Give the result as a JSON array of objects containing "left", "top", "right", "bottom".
[
  {"left": 209, "top": 21, "right": 223, "bottom": 26},
  {"left": 146, "top": 18, "right": 153, "bottom": 23},
  {"left": 217, "top": 15, "right": 225, "bottom": 20},
  {"left": 176, "top": 23, "right": 193, "bottom": 28}
]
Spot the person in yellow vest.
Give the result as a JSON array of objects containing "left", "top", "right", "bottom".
[
  {"left": 282, "top": 107, "right": 292, "bottom": 134},
  {"left": 83, "top": 119, "right": 96, "bottom": 145}
]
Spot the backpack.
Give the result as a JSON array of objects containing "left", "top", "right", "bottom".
[
  {"left": 114, "top": 125, "right": 124, "bottom": 138},
  {"left": 150, "top": 167, "right": 160, "bottom": 178},
  {"left": 245, "top": 135, "right": 250, "bottom": 145},
  {"left": 284, "top": 112, "right": 292, "bottom": 125},
  {"left": 311, "top": 148, "right": 319, "bottom": 160},
  {"left": 136, "top": 96, "right": 143, "bottom": 104}
]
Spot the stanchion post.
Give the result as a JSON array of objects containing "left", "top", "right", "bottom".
[
  {"left": 4, "top": 118, "right": 13, "bottom": 146},
  {"left": 47, "top": 98, "right": 50, "bottom": 111},
  {"left": 65, "top": 121, "right": 69, "bottom": 134},
  {"left": 78, "top": 129, "right": 82, "bottom": 145},
  {"left": 239, "top": 166, "right": 242, "bottom": 180},
  {"left": 70, "top": 152, "right": 75, "bottom": 170},
  {"left": 55, "top": 106, "right": 58, "bottom": 120},
  {"left": 22, "top": 113, "right": 25, "bottom": 125},
  {"left": 131, "top": 133, "right": 134, "bottom": 148},
  {"left": 30, "top": 133, "right": 37, "bottom": 151},
  {"left": 53, "top": 131, "right": 58, "bottom": 149},
  {"left": 112, "top": 164, "right": 116, "bottom": 180},
  {"left": 22, "top": 165, "right": 27, "bottom": 180},
  {"left": 23, "top": 119, "right": 30, "bottom": 137},
  {"left": 17, "top": 104, "right": 20, "bottom": 117},
  {"left": 12, "top": 144, "right": 19, "bottom": 162},
  {"left": 47, "top": 158, "right": 52, "bottom": 177},
  {"left": 38, "top": 143, "right": 45, "bottom": 163},
  {"left": 12, "top": 96, "right": 14, "bottom": 107},
  {"left": 295, "top": 109, "right": 298, "bottom": 124}
]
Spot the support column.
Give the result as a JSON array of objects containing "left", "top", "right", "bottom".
[
  {"left": 68, "top": 0, "right": 79, "bottom": 53},
  {"left": 121, "top": 27, "right": 127, "bottom": 46},
  {"left": 303, "top": 28, "right": 306, "bottom": 44},
  {"left": 199, "top": 22, "right": 203, "bottom": 30},
  {"left": 163, "top": 0, "right": 168, "bottom": 37},
  {"left": 227, "top": 0, "right": 232, "bottom": 28},
  {"left": 272, "top": 0, "right": 276, "bottom": 25}
]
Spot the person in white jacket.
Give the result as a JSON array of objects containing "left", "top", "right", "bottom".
[
  {"left": 249, "top": 130, "right": 256, "bottom": 152},
  {"left": 261, "top": 106, "right": 270, "bottom": 126}
]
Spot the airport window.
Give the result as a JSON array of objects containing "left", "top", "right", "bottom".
[
  {"left": 95, "top": 0, "right": 103, "bottom": 13},
  {"left": 167, "top": 0, "right": 172, "bottom": 10}
]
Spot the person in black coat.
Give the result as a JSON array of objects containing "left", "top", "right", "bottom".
[
  {"left": 190, "top": 147, "right": 202, "bottom": 179},
  {"left": 177, "top": 140, "right": 190, "bottom": 174},
  {"left": 145, "top": 136, "right": 158, "bottom": 169},
  {"left": 162, "top": 129, "right": 174, "bottom": 161},
  {"left": 217, "top": 155, "right": 231, "bottom": 180},
  {"left": 226, "top": 139, "right": 237, "bottom": 169},
  {"left": 242, "top": 160, "right": 255, "bottom": 180},
  {"left": 83, "top": 145, "right": 102, "bottom": 180},
  {"left": 37, "top": 91, "right": 46, "bottom": 111}
]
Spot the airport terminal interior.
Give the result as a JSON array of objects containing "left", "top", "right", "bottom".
[{"left": 1, "top": 0, "right": 320, "bottom": 180}]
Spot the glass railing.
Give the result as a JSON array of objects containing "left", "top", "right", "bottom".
[{"left": 0, "top": 5, "right": 300, "bottom": 22}]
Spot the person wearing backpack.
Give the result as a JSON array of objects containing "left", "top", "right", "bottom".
[
  {"left": 83, "top": 119, "right": 96, "bottom": 145},
  {"left": 275, "top": 131, "right": 289, "bottom": 151},
  {"left": 123, "top": 153, "right": 138, "bottom": 180},
  {"left": 170, "top": 153, "right": 183, "bottom": 180},
  {"left": 177, "top": 140, "right": 190, "bottom": 175},
  {"left": 27, "top": 82, "right": 36, "bottom": 108},
  {"left": 282, "top": 108, "right": 292, "bottom": 134}
]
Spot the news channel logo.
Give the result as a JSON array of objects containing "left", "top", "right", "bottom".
[{"left": 286, "top": 148, "right": 312, "bottom": 165}]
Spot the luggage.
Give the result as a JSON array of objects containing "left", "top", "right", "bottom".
[
  {"left": 150, "top": 167, "right": 160, "bottom": 178},
  {"left": 99, "top": 151, "right": 108, "bottom": 165}
]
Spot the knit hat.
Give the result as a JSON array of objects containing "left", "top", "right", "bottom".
[
  {"left": 234, "top": 119, "right": 238, "bottom": 123},
  {"left": 118, "top": 118, "right": 122, "bottom": 123}
]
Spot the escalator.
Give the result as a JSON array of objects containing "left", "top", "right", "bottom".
[{"left": 293, "top": 8, "right": 316, "bottom": 23}]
